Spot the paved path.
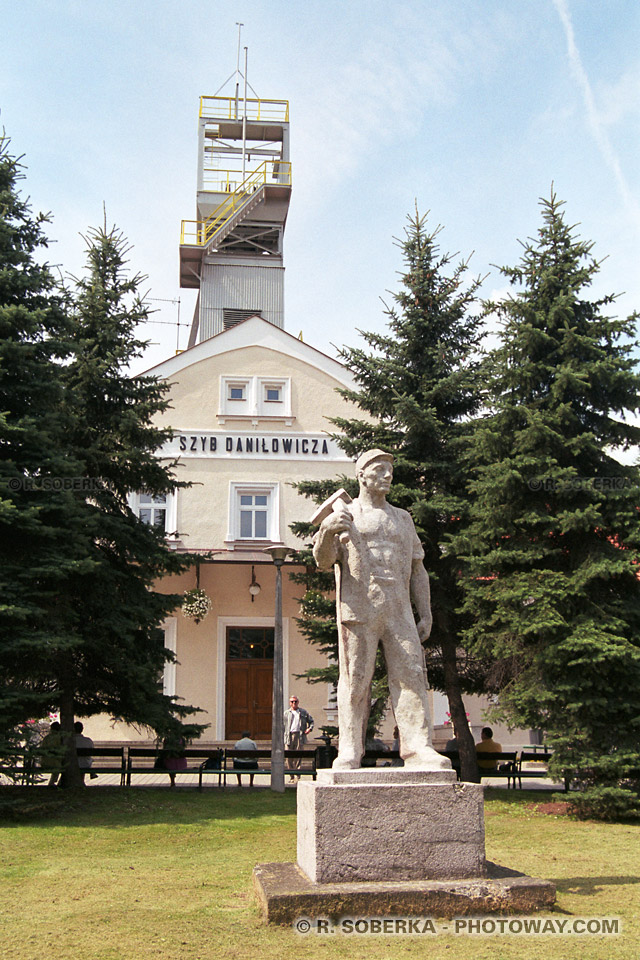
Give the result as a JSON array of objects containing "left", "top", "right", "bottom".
[{"left": 80, "top": 773, "right": 562, "bottom": 790}]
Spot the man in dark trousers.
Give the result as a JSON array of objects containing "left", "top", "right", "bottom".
[{"left": 283, "top": 695, "right": 314, "bottom": 782}]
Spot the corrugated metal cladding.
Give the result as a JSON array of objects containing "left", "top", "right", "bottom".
[{"left": 199, "top": 263, "right": 285, "bottom": 340}]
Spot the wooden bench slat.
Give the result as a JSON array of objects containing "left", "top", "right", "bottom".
[
  {"left": 222, "top": 748, "right": 317, "bottom": 787},
  {"left": 76, "top": 747, "right": 127, "bottom": 785},
  {"left": 125, "top": 746, "right": 226, "bottom": 788},
  {"left": 514, "top": 751, "right": 558, "bottom": 789}
]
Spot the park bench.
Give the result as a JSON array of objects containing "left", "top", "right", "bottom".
[
  {"left": 474, "top": 750, "right": 518, "bottom": 786},
  {"left": 223, "top": 748, "right": 317, "bottom": 786},
  {"left": 0, "top": 751, "right": 39, "bottom": 785},
  {"left": 513, "top": 750, "right": 556, "bottom": 790},
  {"left": 125, "top": 747, "right": 225, "bottom": 789},
  {"left": 437, "top": 750, "right": 518, "bottom": 786},
  {"left": 361, "top": 749, "right": 402, "bottom": 767},
  {"left": 77, "top": 746, "right": 127, "bottom": 785},
  {"left": 1, "top": 746, "right": 126, "bottom": 785}
]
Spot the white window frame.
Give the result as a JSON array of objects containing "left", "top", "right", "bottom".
[
  {"left": 227, "top": 380, "right": 250, "bottom": 401},
  {"left": 264, "top": 385, "right": 282, "bottom": 403},
  {"left": 220, "top": 376, "right": 253, "bottom": 417},
  {"left": 227, "top": 481, "right": 280, "bottom": 543},
  {"left": 128, "top": 490, "right": 178, "bottom": 539},
  {"left": 162, "top": 617, "right": 177, "bottom": 697},
  {"left": 257, "top": 377, "right": 291, "bottom": 417},
  {"left": 219, "top": 375, "right": 292, "bottom": 422}
]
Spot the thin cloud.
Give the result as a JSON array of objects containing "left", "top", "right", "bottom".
[{"left": 552, "top": 0, "right": 639, "bottom": 225}]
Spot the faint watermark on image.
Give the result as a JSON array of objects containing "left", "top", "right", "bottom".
[
  {"left": 293, "top": 915, "right": 621, "bottom": 937},
  {"left": 527, "top": 476, "right": 634, "bottom": 492},
  {"left": 3, "top": 477, "right": 116, "bottom": 493}
]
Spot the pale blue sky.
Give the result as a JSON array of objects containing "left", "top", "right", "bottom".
[{"left": 1, "top": 0, "right": 639, "bottom": 373}]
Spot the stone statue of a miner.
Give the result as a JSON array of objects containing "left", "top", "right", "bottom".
[{"left": 313, "top": 449, "right": 450, "bottom": 772}]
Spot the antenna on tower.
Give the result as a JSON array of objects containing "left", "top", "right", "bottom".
[
  {"left": 242, "top": 44, "right": 248, "bottom": 178},
  {"left": 213, "top": 22, "right": 246, "bottom": 105},
  {"left": 146, "top": 297, "right": 187, "bottom": 353},
  {"left": 235, "top": 22, "right": 244, "bottom": 119},
  {"left": 236, "top": 22, "right": 243, "bottom": 73},
  {"left": 213, "top": 25, "right": 261, "bottom": 102}
]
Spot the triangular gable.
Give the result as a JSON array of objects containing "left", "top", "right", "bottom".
[{"left": 141, "top": 315, "right": 356, "bottom": 388}]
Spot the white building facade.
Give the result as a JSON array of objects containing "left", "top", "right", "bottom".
[{"left": 86, "top": 91, "right": 530, "bottom": 751}]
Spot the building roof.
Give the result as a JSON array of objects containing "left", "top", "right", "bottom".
[{"left": 141, "top": 314, "right": 357, "bottom": 389}]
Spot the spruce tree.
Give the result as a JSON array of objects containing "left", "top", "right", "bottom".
[
  {"left": 0, "top": 153, "right": 202, "bottom": 783},
  {"left": 51, "top": 223, "right": 202, "bottom": 783},
  {"left": 456, "top": 192, "right": 640, "bottom": 816},
  {"left": 293, "top": 211, "right": 488, "bottom": 780},
  {"left": 0, "top": 134, "right": 77, "bottom": 749}
]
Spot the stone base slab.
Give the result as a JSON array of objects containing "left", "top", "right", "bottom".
[
  {"left": 297, "top": 778, "right": 486, "bottom": 882},
  {"left": 316, "top": 768, "right": 458, "bottom": 785},
  {"left": 253, "top": 861, "right": 556, "bottom": 925}
]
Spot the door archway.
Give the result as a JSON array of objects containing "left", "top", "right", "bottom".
[{"left": 225, "top": 625, "right": 274, "bottom": 740}]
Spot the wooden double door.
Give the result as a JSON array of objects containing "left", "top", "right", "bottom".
[{"left": 225, "top": 626, "right": 274, "bottom": 741}]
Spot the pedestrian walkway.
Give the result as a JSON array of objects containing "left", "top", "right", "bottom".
[{"left": 79, "top": 772, "right": 560, "bottom": 790}]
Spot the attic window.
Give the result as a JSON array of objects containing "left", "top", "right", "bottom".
[
  {"left": 223, "top": 308, "right": 262, "bottom": 330},
  {"left": 219, "top": 376, "right": 293, "bottom": 421},
  {"left": 264, "top": 385, "right": 282, "bottom": 403}
]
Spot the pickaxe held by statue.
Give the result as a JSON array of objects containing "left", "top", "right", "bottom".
[{"left": 310, "top": 488, "right": 353, "bottom": 543}]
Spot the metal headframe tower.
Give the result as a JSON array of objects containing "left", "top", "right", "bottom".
[{"left": 179, "top": 39, "right": 291, "bottom": 345}]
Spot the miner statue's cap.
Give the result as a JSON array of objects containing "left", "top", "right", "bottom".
[{"left": 355, "top": 449, "right": 394, "bottom": 475}]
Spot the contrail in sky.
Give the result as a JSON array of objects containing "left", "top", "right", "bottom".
[{"left": 552, "top": 0, "right": 638, "bottom": 221}]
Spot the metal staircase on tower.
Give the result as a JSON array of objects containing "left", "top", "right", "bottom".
[{"left": 179, "top": 95, "right": 291, "bottom": 293}]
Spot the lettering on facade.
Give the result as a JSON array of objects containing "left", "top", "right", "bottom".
[
  {"left": 169, "top": 432, "right": 342, "bottom": 461},
  {"left": 186, "top": 436, "right": 219, "bottom": 452}
]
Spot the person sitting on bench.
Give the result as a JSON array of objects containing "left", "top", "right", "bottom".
[
  {"left": 233, "top": 731, "right": 259, "bottom": 787},
  {"left": 475, "top": 727, "right": 502, "bottom": 771},
  {"left": 74, "top": 721, "right": 97, "bottom": 783}
]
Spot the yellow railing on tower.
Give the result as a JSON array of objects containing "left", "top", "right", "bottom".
[
  {"left": 200, "top": 167, "right": 261, "bottom": 193},
  {"left": 199, "top": 96, "right": 289, "bottom": 123},
  {"left": 180, "top": 160, "right": 291, "bottom": 247}
]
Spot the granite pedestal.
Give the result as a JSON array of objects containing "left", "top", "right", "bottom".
[
  {"left": 297, "top": 768, "right": 485, "bottom": 883},
  {"left": 254, "top": 767, "right": 556, "bottom": 923}
]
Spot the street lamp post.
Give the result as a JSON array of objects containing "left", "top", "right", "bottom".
[{"left": 264, "top": 546, "right": 292, "bottom": 793}]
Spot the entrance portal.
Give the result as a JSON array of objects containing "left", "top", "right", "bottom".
[{"left": 225, "top": 626, "right": 274, "bottom": 740}]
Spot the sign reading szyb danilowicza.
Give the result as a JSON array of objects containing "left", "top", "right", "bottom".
[{"left": 162, "top": 431, "right": 349, "bottom": 461}]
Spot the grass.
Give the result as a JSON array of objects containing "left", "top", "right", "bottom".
[{"left": 0, "top": 786, "right": 638, "bottom": 960}]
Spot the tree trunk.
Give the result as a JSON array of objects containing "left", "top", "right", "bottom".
[
  {"left": 441, "top": 634, "right": 479, "bottom": 783},
  {"left": 58, "top": 689, "right": 83, "bottom": 789}
]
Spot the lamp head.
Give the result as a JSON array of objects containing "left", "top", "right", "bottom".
[
  {"left": 249, "top": 565, "right": 261, "bottom": 601},
  {"left": 264, "top": 546, "right": 293, "bottom": 566}
]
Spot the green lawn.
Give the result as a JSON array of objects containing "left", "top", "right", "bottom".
[{"left": 0, "top": 786, "right": 637, "bottom": 960}]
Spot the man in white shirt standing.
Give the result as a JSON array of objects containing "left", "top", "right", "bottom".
[{"left": 283, "top": 695, "right": 314, "bottom": 782}]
